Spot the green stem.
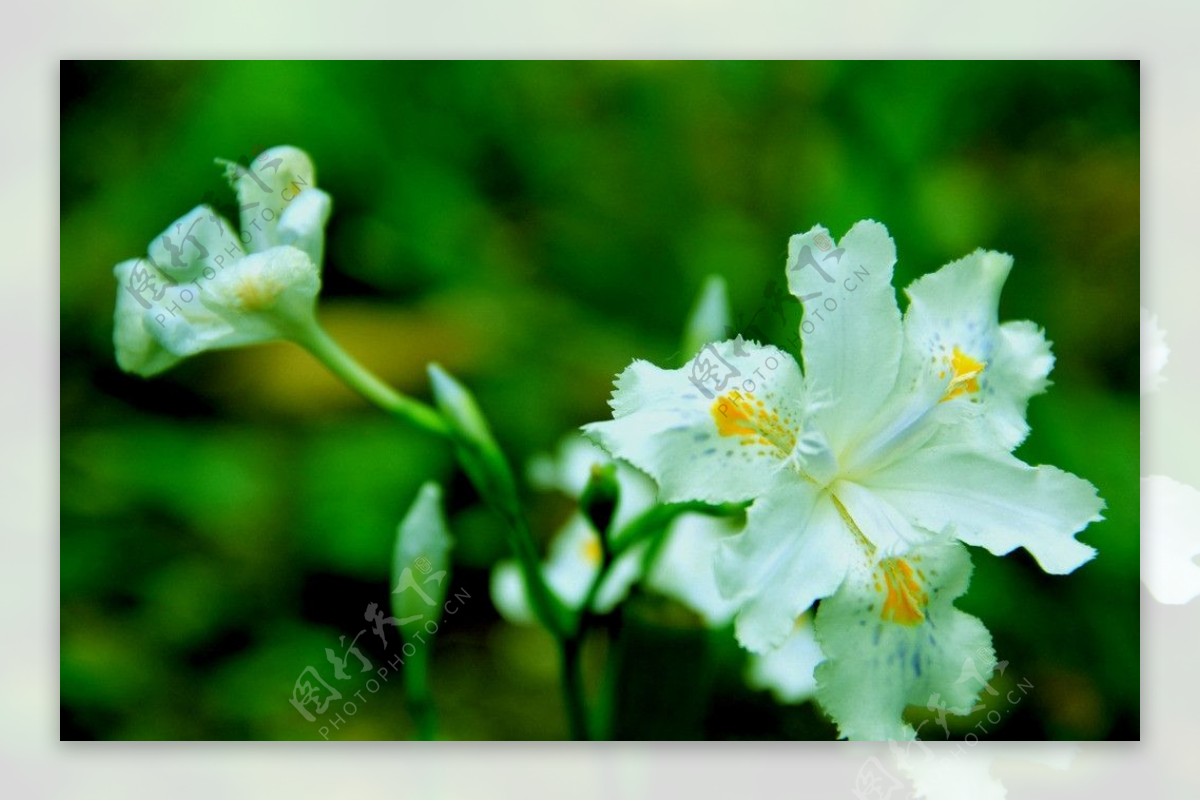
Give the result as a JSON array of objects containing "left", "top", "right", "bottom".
[
  {"left": 505, "top": 512, "right": 572, "bottom": 640},
  {"left": 292, "top": 318, "right": 450, "bottom": 439},
  {"left": 293, "top": 318, "right": 733, "bottom": 740},
  {"left": 610, "top": 500, "right": 748, "bottom": 556},
  {"left": 294, "top": 319, "right": 568, "bottom": 637},
  {"left": 560, "top": 545, "right": 613, "bottom": 740},
  {"left": 403, "top": 641, "right": 437, "bottom": 740},
  {"left": 560, "top": 637, "right": 590, "bottom": 740},
  {"left": 570, "top": 500, "right": 746, "bottom": 738}
]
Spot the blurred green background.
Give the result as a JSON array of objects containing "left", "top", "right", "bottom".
[{"left": 60, "top": 61, "right": 1139, "bottom": 740}]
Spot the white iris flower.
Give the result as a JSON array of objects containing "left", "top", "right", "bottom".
[
  {"left": 113, "top": 146, "right": 332, "bottom": 376},
  {"left": 584, "top": 220, "right": 1104, "bottom": 739}
]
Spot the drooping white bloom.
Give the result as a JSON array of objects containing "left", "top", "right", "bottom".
[
  {"left": 490, "top": 436, "right": 739, "bottom": 626},
  {"left": 584, "top": 220, "right": 1104, "bottom": 739},
  {"left": 490, "top": 437, "right": 651, "bottom": 624},
  {"left": 113, "top": 146, "right": 332, "bottom": 376},
  {"left": 490, "top": 516, "right": 645, "bottom": 624}
]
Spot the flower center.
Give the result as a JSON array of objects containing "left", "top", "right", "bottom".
[
  {"left": 710, "top": 390, "right": 798, "bottom": 458},
  {"left": 876, "top": 557, "right": 929, "bottom": 626},
  {"left": 582, "top": 535, "right": 602, "bottom": 566},
  {"left": 233, "top": 273, "right": 285, "bottom": 311},
  {"left": 939, "top": 346, "right": 985, "bottom": 402}
]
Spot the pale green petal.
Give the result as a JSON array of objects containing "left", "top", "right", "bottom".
[
  {"left": 745, "top": 614, "right": 823, "bottom": 703},
  {"left": 544, "top": 518, "right": 609, "bottom": 608},
  {"left": 716, "top": 481, "right": 856, "bottom": 652},
  {"left": 787, "top": 220, "right": 903, "bottom": 452},
  {"left": 392, "top": 482, "right": 455, "bottom": 624},
  {"left": 867, "top": 446, "right": 1102, "bottom": 575},
  {"left": 984, "top": 319, "right": 1054, "bottom": 448},
  {"left": 152, "top": 297, "right": 244, "bottom": 356},
  {"left": 646, "top": 513, "right": 740, "bottom": 626},
  {"left": 201, "top": 245, "right": 321, "bottom": 338},
  {"left": 838, "top": 358, "right": 975, "bottom": 478},
  {"left": 277, "top": 187, "right": 333, "bottom": 266},
  {"left": 543, "top": 517, "right": 642, "bottom": 613},
  {"left": 113, "top": 257, "right": 244, "bottom": 376},
  {"left": 528, "top": 435, "right": 606, "bottom": 494},
  {"left": 490, "top": 516, "right": 644, "bottom": 625},
  {"left": 112, "top": 258, "right": 181, "bottom": 376},
  {"left": 596, "top": 548, "right": 644, "bottom": 611},
  {"left": 902, "top": 249, "right": 1011, "bottom": 370},
  {"left": 901, "top": 248, "right": 1053, "bottom": 450},
  {"left": 583, "top": 340, "right": 809, "bottom": 504},
  {"left": 490, "top": 560, "right": 535, "bottom": 625},
  {"left": 222, "top": 145, "right": 321, "bottom": 254},
  {"left": 814, "top": 538, "right": 995, "bottom": 741},
  {"left": 147, "top": 205, "right": 244, "bottom": 282},
  {"left": 831, "top": 479, "right": 923, "bottom": 555}
]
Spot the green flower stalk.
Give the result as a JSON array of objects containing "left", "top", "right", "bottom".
[{"left": 428, "top": 363, "right": 572, "bottom": 639}]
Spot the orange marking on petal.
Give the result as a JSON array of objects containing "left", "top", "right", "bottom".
[
  {"left": 711, "top": 392, "right": 757, "bottom": 438},
  {"left": 880, "top": 558, "right": 928, "bottom": 626},
  {"left": 710, "top": 391, "right": 797, "bottom": 457}
]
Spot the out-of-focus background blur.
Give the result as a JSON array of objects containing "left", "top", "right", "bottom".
[{"left": 60, "top": 61, "right": 1139, "bottom": 740}]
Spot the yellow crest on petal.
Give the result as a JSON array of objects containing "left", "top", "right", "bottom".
[{"left": 940, "top": 346, "right": 985, "bottom": 402}]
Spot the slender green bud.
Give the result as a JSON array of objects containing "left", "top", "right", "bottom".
[{"left": 579, "top": 462, "right": 621, "bottom": 543}]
